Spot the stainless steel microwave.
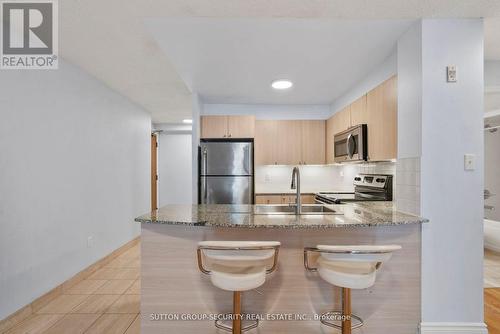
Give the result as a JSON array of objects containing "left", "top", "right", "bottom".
[{"left": 334, "top": 124, "right": 368, "bottom": 163}]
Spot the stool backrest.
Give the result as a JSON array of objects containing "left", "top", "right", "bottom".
[
  {"left": 197, "top": 241, "right": 280, "bottom": 274},
  {"left": 316, "top": 245, "right": 401, "bottom": 264}
]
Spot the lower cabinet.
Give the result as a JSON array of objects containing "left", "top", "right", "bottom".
[{"left": 255, "top": 194, "right": 316, "bottom": 205}]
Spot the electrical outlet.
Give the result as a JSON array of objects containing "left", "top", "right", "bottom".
[
  {"left": 340, "top": 170, "right": 344, "bottom": 177},
  {"left": 447, "top": 65, "right": 457, "bottom": 83},
  {"left": 87, "top": 236, "right": 94, "bottom": 248},
  {"left": 464, "top": 154, "right": 475, "bottom": 171}
]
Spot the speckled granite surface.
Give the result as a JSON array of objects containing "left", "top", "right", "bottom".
[{"left": 135, "top": 202, "right": 428, "bottom": 229}]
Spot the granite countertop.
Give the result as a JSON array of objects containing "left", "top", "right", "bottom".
[{"left": 135, "top": 202, "right": 428, "bottom": 229}]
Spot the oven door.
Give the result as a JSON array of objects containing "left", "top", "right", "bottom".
[{"left": 334, "top": 124, "right": 367, "bottom": 162}]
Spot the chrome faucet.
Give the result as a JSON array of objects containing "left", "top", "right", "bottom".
[{"left": 290, "top": 166, "right": 301, "bottom": 215}]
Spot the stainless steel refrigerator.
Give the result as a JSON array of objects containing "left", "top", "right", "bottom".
[{"left": 199, "top": 140, "right": 254, "bottom": 204}]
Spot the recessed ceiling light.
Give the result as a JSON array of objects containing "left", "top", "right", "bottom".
[
  {"left": 183, "top": 119, "right": 193, "bottom": 124},
  {"left": 271, "top": 80, "right": 293, "bottom": 90}
]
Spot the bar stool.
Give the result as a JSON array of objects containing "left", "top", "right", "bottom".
[
  {"left": 197, "top": 241, "right": 280, "bottom": 334},
  {"left": 304, "top": 245, "right": 402, "bottom": 334}
]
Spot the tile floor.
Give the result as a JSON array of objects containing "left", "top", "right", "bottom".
[
  {"left": 3, "top": 243, "right": 499, "bottom": 334},
  {"left": 2, "top": 244, "right": 141, "bottom": 334},
  {"left": 485, "top": 249, "right": 500, "bottom": 288}
]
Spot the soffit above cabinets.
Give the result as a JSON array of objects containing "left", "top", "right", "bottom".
[{"left": 145, "top": 18, "right": 415, "bottom": 105}]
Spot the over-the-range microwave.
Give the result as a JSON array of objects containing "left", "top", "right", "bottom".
[{"left": 334, "top": 124, "right": 368, "bottom": 163}]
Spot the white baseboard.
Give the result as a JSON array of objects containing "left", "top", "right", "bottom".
[{"left": 419, "top": 322, "right": 488, "bottom": 334}]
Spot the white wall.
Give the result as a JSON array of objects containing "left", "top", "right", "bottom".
[
  {"left": 330, "top": 51, "right": 397, "bottom": 115},
  {"left": 157, "top": 133, "right": 192, "bottom": 206},
  {"left": 192, "top": 94, "right": 202, "bottom": 203},
  {"left": 0, "top": 61, "right": 150, "bottom": 319},
  {"left": 202, "top": 104, "right": 331, "bottom": 120},
  {"left": 485, "top": 60, "right": 500, "bottom": 86},
  {"left": 418, "top": 19, "right": 485, "bottom": 329}
]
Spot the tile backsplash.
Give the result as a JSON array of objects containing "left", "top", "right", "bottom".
[
  {"left": 395, "top": 157, "right": 421, "bottom": 215},
  {"left": 255, "top": 162, "right": 396, "bottom": 194}
]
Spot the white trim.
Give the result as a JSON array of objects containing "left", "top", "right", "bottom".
[{"left": 419, "top": 322, "right": 488, "bottom": 334}]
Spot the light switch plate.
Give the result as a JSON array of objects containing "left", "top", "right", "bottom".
[
  {"left": 464, "top": 154, "right": 475, "bottom": 171},
  {"left": 447, "top": 65, "right": 457, "bottom": 83}
]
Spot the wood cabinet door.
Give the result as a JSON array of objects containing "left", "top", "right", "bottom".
[
  {"left": 301, "top": 194, "right": 316, "bottom": 204},
  {"left": 326, "top": 107, "right": 350, "bottom": 164},
  {"left": 350, "top": 95, "right": 368, "bottom": 126},
  {"left": 255, "top": 195, "right": 282, "bottom": 204},
  {"left": 276, "top": 121, "right": 302, "bottom": 165},
  {"left": 227, "top": 115, "right": 255, "bottom": 138},
  {"left": 367, "top": 76, "right": 398, "bottom": 161},
  {"left": 255, "top": 120, "right": 278, "bottom": 165},
  {"left": 326, "top": 116, "right": 335, "bottom": 164},
  {"left": 200, "top": 116, "right": 228, "bottom": 138},
  {"left": 301, "top": 120, "right": 325, "bottom": 165}
]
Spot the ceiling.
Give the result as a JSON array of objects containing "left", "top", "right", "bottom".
[
  {"left": 147, "top": 19, "right": 414, "bottom": 105},
  {"left": 56, "top": 1, "right": 500, "bottom": 122}
]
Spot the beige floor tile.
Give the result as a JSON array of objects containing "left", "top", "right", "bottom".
[
  {"left": 106, "top": 295, "right": 140, "bottom": 314},
  {"left": 124, "top": 315, "right": 140, "bottom": 334},
  {"left": 64, "top": 280, "right": 108, "bottom": 295},
  {"left": 36, "top": 295, "right": 89, "bottom": 314},
  {"left": 94, "top": 280, "right": 134, "bottom": 295},
  {"left": 71, "top": 295, "right": 121, "bottom": 314},
  {"left": 113, "top": 268, "right": 140, "bottom": 280},
  {"left": 84, "top": 314, "right": 137, "bottom": 334},
  {"left": 4, "top": 314, "right": 64, "bottom": 334},
  {"left": 87, "top": 268, "right": 120, "bottom": 280},
  {"left": 125, "top": 280, "right": 140, "bottom": 295},
  {"left": 41, "top": 314, "right": 99, "bottom": 334}
]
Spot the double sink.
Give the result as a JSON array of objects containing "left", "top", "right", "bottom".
[{"left": 253, "top": 204, "right": 340, "bottom": 215}]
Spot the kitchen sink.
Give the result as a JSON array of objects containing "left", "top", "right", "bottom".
[{"left": 253, "top": 204, "right": 339, "bottom": 215}]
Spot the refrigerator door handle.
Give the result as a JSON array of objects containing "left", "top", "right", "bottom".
[{"left": 203, "top": 148, "right": 208, "bottom": 202}]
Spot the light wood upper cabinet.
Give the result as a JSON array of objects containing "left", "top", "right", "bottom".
[
  {"left": 350, "top": 95, "right": 368, "bottom": 126},
  {"left": 301, "top": 120, "right": 325, "bottom": 164},
  {"left": 367, "top": 76, "right": 398, "bottom": 161},
  {"left": 276, "top": 121, "right": 302, "bottom": 165},
  {"left": 326, "top": 106, "right": 350, "bottom": 164},
  {"left": 255, "top": 120, "right": 278, "bottom": 165},
  {"left": 200, "top": 116, "right": 228, "bottom": 138},
  {"left": 255, "top": 120, "right": 325, "bottom": 165},
  {"left": 200, "top": 115, "right": 255, "bottom": 139},
  {"left": 227, "top": 115, "right": 255, "bottom": 138}
]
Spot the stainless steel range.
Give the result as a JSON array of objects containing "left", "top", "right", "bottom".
[{"left": 314, "top": 174, "right": 393, "bottom": 204}]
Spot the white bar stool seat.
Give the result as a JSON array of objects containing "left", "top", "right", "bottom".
[
  {"left": 304, "top": 244, "right": 401, "bottom": 334},
  {"left": 197, "top": 241, "right": 280, "bottom": 334}
]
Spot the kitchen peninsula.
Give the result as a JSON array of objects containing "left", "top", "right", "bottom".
[{"left": 136, "top": 203, "right": 427, "bottom": 334}]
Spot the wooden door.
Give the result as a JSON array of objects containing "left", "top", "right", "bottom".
[
  {"left": 367, "top": 76, "right": 398, "bottom": 161},
  {"left": 200, "top": 116, "right": 228, "bottom": 138},
  {"left": 301, "top": 120, "right": 325, "bottom": 165},
  {"left": 350, "top": 95, "right": 368, "bottom": 126},
  {"left": 151, "top": 134, "right": 158, "bottom": 211},
  {"left": 276, "top": 121, "right": 302, "bottom": 165},
  {"left": 227, "top": 115, "right": 255, "bottom": 138},
  {"left": 255, "top": 120, "right": 278, "bottom": 165}
]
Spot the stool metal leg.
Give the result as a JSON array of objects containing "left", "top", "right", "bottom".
[
  {"left": 233, "top": 291, "right": 242, "bottom": 334},
  {"left": 342, "top": 288, "right": 352, "bottom": 334}
]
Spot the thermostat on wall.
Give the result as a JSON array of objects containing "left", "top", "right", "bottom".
[{"left": 447, "top": 65, "right": 457, "bottom": 83}]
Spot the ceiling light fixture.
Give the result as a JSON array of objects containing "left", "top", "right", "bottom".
[
  {"left": 271, "top": 80, "right": 293, "bottom": 90},
  {"left": 183, "top": 119, "right": 193, "bottom": 124}
]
